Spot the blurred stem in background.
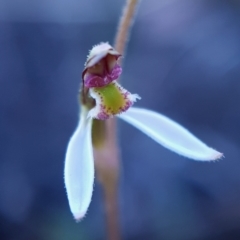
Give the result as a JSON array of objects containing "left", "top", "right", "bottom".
[{"left": 92, "top": 1, "right": 139, "bottom": 240}]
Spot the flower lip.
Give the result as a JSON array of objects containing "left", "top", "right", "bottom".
[{"left": 88, "top": 81, "right": 140, "bottom": 120}]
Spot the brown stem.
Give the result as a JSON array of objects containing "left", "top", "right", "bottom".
[
  {"left": 94, "top": 121, "right": 120, "bottom": 239},
  {"left": 114, "top": 0, "right": 140, "bottom": 62},
  {"left": 93, "top": 1, "right": 140, "bottom": 240},
  {"left": 104, "top": 182, "right": 120, "bottom": 240},
  {"left": 94, "top": 118, "right": 120, "bottom": 240}
]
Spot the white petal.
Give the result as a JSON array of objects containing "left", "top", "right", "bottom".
[
  {"left": 118, "top": 107, "right": 223, "bottom": 161},
  {"left": 64, "top": 109, "right": 94, "bottom": 220}
]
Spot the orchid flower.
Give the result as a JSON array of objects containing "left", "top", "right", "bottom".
[{"left": 64, "top": 43, "right": 223, "bottom": 221}]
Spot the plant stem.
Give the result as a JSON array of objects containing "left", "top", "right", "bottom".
[
  {"left": 94, "top": 1, "right": 140, "bottom": 240},
  {"left": 94, "top": 130, "right": 120, "bottom": 240},
  {"left": 114, "top": 0, "right": 140, "bottom": 62}
]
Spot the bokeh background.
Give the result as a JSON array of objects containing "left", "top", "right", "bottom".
[{"left": 1, "top": 0, "right": 240, "bottom": 239}]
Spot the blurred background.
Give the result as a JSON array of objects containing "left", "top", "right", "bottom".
[{"left": 1, "top": 0, "right": 240, "bottom": 239}]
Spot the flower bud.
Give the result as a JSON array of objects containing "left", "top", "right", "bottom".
[{"left": 82, "top": 43, "right": 122, "bottom": 88}]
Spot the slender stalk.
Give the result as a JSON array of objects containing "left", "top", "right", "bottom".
[
  {"left": 104, "top": 186, "right": 119, "bottom": 240},
  {"left": 93, "top": 1, "right": 140, "bottom": 240},
  {"left": 114, "top": 0, "right": 140, "bottom": 62},
  {"left": 94, "top": 126, "right": 120, "bottom": 240}
]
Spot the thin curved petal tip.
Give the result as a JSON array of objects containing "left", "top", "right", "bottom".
[
  {"left": 64, "top": 113, "right": 94, "bottom": 221},
  {"left": 118, "top": 107, "right": 223, "bottom": 161},
  {"left": 212, "top": 151, "right": 224, "bottom": 161}
]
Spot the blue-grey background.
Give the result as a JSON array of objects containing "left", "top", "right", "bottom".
[{"left": 1, "top": 0, "right": 240, "bottom": 239}]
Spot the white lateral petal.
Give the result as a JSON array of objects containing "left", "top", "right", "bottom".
[
  {"left": 64, "top": 109, "right": 94, "bottom": 220},
  {"left": 118, "top": 107, "right": 222, "bottom": 161}
]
